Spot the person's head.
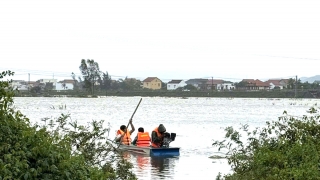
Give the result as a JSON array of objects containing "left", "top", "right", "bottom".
[
  {"left": 138, "top": 127, "right": 144, "bottom": 132},
  {"left": 158, "top": 124, "right": 166, "bottom": 134},
  {"left": 120, "top": 125, "right": 126, "bottom": 131}
]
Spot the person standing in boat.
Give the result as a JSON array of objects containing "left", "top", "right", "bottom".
[
  {"left": 132, "top": 127, "right": 151, "bottom": 147},
  {"left": 151, "top": 124, "right": 166, "bottom": 147},
  {"left": 115, "top": 119, "right": 135, "bottom": 145}
]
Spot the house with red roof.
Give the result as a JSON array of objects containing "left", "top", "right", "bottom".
[
  {"left": 239, "top": 79, "right": 270, "bottom": 90},
  {"left": 265, "top": 79, "right": 289, "bottom": 89},
  {"left": 142, "top": 77, "right": 162, "bottom": 90}
]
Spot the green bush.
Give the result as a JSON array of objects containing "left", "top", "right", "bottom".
[
  {"left": 213, "top": 105, "right": 320, "bottom": 180},
  {"left": 0, "top": 70, "right": 137, "bottom": 180}
]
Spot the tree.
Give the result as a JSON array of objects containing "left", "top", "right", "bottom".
[
  {"left": 287, "top": 78, "right": 295, "bottom": 89},
  {"left": 100, "top": 71, "right": 112, "bottom": 92},
  {"left": 79, "top": 59, "right": 101, "bottom": 95},
  {"left": 161, "top": 82, "right": 167, "bottom": 90},
  {"left": 71, "top": 72, "right": 80, "bottom": 90},
  {"left": 234, "top": 81, "right": 248, "bottom": 89},
  {"left": 311, "top": 81, "right": 320, "bottom": 89},
  {"left": 111, "top": 80, "right": 119, "bottom": 90},
  {"left": 62, "top": 82, "right": 66, "bottom": 89},
  {"left": 30, "top": 86, "right": 41, "bottom": 93},
  {"left": 118, "top": 78, "right": 127, "bottom": 90},
  {"left": 184, "top": 84, "right": 197, "bottom": 91},
  {"left": 0, "top": 70, "right": 137, "bottom": 179},
  {"left": 213, "top": 106, "right": 320, "bottom": 179},
  {"left": 118, "top": 77, "right": 142, "bottom": 91},
  {"left": 299, "top": 81, "right": 320, "bottom": 90},
  {"left": 45, "top": 82, "right": 54, "bottom": 91}
]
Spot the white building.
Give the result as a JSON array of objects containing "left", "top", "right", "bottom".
[
  {"left": 11, "top": 80, "right": 29, "bottom": 90},
  {"left": 38, "top": 79, "right": 57, "bottom": 86},
  {"left": 206, "top": 79, "right": 235, "bottom": 90},
  {"left": 220, "top": 82, "right": 236, "bottom": 90},
  {"left": 167, "top": 80, "right": 187, "bottom": 90},
  {"left": 265, "top": 79, "right": 288, "bottom": 90},
  {"left": 55, "top": 82, "right": 74, "bottom": 90}
]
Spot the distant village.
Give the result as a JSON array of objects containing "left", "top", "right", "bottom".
[{"left": 10, "top": 76, "right": 320, "bottom": 92}]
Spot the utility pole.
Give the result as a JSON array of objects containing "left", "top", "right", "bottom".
[
  {"left": 28, "top": 73, "right": 30, "bottom": 91},
  {"left": 92, "top": 77, "right": 94, "bottom": 96},
  {"left": 295, "top": 75, "right": 297, "bottom": 98},
  {"left": 211, "top": 77, "right": 213, "bottom": 93}
]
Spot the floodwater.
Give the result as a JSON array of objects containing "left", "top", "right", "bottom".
[{"left": 13, "top": 97, "right": 320, "bottom": 179}]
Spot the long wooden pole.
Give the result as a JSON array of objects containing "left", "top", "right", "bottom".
[
  {"left": 127, "top": 98, "right": 143, "bottom": 126},
  {"left": 117, "top": 98, "right": 142, "bottom": 148}
]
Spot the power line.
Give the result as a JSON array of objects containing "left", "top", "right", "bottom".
[
  {"left": 255, "top": 55, "right": 320, "bottom": 61},
  {"left": 0, "top": 68, "right": 129, "bottom": 78}
]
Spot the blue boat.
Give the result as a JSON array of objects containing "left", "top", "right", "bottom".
[
  {"left": 118, "top": 132, "right": 180, "bottom": 157},
  {"left": 118, "top": 145, "right": 180, "bottom": 157}
]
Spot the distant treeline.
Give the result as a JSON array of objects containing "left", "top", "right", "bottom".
[
  {"left": 15, "top": 89, "right": 320, "bottom": 99},
  {"left": 20, "top": 59, "right": 320, "bottom": 97}
]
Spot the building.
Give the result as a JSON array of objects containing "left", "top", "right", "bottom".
[
  {"left": 206, "top": 79, "right": 224, "bottom": 90},
  {"left": 11, "top": 80, "right": 28, "bottom": 90},
  {"left": 206, "top": 79, "right": 236, "bottom": 91},
  {"left": 239, "top": 79, "right": 270, "bottom": 90},
  {"left": 56, "top": 83, "right": 74, "bottom": 90},
  {"left": 221, "top": 81, "right": 236, "bottom": 90},
  {"left": 167, "top": 80, "right": 187, "bottom": 90},
  {"left": 142, "top": 77, "right": 162, "bottom": 90},
  {"left": 265, "top": 79, "right": 288, "bottom": 90},
  {"left": 38, "top": 79, "right": 57, "bottom": 86},
  {"left": 185, "top": 79, "right": 208, "bottom": 90}
]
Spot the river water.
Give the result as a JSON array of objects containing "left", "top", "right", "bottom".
[{"left": 13, "top": 97, "right": 320, "bottom": 179}]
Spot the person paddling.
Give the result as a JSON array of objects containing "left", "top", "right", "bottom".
[{"left": 115, "top": 119, "right": 135, "bottom": 145}]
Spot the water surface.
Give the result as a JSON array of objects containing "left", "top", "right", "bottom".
[{"left": 13, "top": 97, "right": 319, "bottom": 179}]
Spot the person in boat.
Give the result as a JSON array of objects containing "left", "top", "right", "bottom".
[
  {"left": 151, "top": 124, "right": 166, "bottom": 147},
  {"left": 132, "top": 127, "right": 151, "bottom": 147},
  {"left": 115, "top": 119, "right": 135, "bottom": 145}
]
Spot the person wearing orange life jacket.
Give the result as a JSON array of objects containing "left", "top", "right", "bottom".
[
  {"left": 132, "top": 127, "right": 151, "bottom": 147},
  {"left": 151, "top": 124, "right": 166, "bottom": 147},
  {"left": 115, "top": 119, "right": 135, "bottom": 145}
]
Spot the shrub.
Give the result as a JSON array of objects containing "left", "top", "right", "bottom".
[
  {"left": 0, "top": 70, "right": 137, "bottom": 180},
  {"left": 213, "top": 105, "right": 320, "bottom": 179}
]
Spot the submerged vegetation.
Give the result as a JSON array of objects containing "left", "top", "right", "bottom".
[
  {"left": 0, "top": 70, "right": 137, "bottom": 179},
  {"left": 213, "top": 104, "right": 320, "bottom": 179}
]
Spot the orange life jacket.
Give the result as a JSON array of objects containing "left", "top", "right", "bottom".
[
  {"left": 117, "top": 129, "right": 131, "bottom": 145},
  {"left": 151, "top": 127, "right": 163, "bottom": 147},
  {"left": 136, "top": 132, "right": 151, "bottom": 147}
]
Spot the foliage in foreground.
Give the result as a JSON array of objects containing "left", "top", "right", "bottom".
[
  {"left": 213, "top": 105, "right": 320, "bottom": 180},
  {"left": 0, "top": 70, "right": 137, "bottom": 179}
]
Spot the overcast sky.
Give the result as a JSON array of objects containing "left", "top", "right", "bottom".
[{"left": 1, "top": 0, "right": 320, "bottom": 82}]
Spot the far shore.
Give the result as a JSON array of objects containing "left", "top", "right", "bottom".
[{"left": 14, "top": 89, "right": 320, "bottom": 99}]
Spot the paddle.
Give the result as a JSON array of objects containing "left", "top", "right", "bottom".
[{"left": 117, "top": 98, "right": 142, "bottom": 148}]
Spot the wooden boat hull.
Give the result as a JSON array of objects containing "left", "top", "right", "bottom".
[{"left": 118, "top": 144, "right": 180, "bottom": 157}]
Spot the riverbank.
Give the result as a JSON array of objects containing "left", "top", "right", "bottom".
[{"left": 14, "top": 89, "right": 320, "bottom": 98}]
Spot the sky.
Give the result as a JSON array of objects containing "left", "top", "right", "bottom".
[{"left": 1, "top": 0, "right": 320, "bottom": 82}]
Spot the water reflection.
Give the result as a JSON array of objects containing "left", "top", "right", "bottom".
[
  {"left": 14, "top": 97, "right": 316, "bottom": 179},
  {"left": 151, "top": 157, "right": 170, "bottom": 172},
  {"left": 124, "top": 152, "right": 179, "bottom": 179},
  {"left": 135, "top": 154, "right": 150, "bottom": 170},
  {"left": 150, "top": 156, "right": 179, "bottom": 179}
]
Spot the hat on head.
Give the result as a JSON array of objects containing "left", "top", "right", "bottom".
[{"left": 158, "top": 124, "right": 166, "bottom": 133}]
